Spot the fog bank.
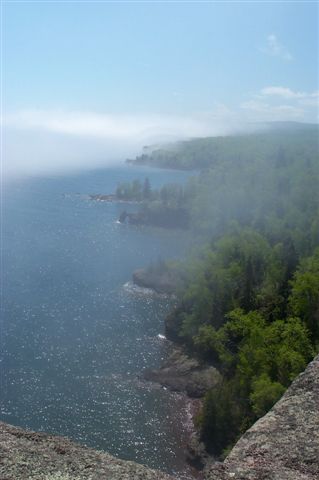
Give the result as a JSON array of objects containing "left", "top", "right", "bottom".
[{"left": 3, "top": 109, "right": 254, "bottom": 179}]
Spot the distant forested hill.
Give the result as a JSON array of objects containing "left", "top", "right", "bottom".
[
  {"left": 128, "top": 122, "right": 318, "bottom": 170},
  {"left": 124, "top": 124, "right": 319, "bottom": 248}
]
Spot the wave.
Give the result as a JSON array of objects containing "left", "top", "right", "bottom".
[
  {"left": 122, "top": 281, "right": 156, "bottom": 296},
  {"left": 157, "top": 333, "right": 166, "bottom": 340},
  {"left": 122, "top": 281, "right": 171, "bottom": 299}
]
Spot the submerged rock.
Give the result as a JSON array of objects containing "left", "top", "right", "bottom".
[
  {"left": 205, "top": 354, "right": 319, "bottom": 480},
  {"left": 144, "top": 347, "right": 221, "bottom": 398},
  {"left": 0, "top": 422, "right": 174, "bottom": 480}
]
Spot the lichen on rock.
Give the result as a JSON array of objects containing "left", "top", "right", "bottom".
[{"left": 0, "top": 422, "right": 174, "bottom": 480}]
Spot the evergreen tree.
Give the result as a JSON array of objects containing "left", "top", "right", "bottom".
[{"left": 143, "top": 177, "right": 151, "bottom": 199}]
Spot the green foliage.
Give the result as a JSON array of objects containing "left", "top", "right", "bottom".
[
  {"left": 143, "top": 177, "right": 152, "bottom": 199},
  {"left": 289, "top": 248, "right": 319, "bottom": 341},
  {"left": 177, "top": 229, "right": 282, "bottom": 341},
  {"left": 194, "top": 325, "right": 226, "bottom": 363},
  {"left": 250, "top": 374, "right": 285, "bottom": 417},
  {"left": 197, "top": 380, "right": 242, "bottom": 452},
  {"left": 196, "top": 309, "right": 314, "bottom": 454},
  {"left": 131, "top": 128, "right": 319, "bottom": 253},
  {"left": 131, "top": 126, "right": 318, "bottom": 171},
  {"left": 116, "top": 177, "right": 153, "bottom": 201},
  {"left": 116, "top": 179, "right": 143, "bottom": 201},
  {"left": 173, "top": 240, "right": 318, "bottom": 456},
  {"left": 116, "top": 178, "right": 190, "bottom": 228},
  {"left": 129, "top": 126, "right": 319, "bottom": 455}
]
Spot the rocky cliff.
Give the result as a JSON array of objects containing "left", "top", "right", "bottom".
[
  {"left": 144, "top": 347, "right": 221, "bottom": 398},
  {"left": 205, "top": 354, "right": 319, "bottom": 480},
  {"left": 0, "top": 422, "right": 173, "bottom": 480},
  {"left": 132, "top": 268, "right": 178, "bottom": 294}
]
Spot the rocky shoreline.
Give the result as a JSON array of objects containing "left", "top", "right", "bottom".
[
  {"left": 132, "top": 265, "right": 216, "bottom": 470},
  {"left": 143, "top": 347, "right": 220, "bottom": 399},
  {"left": 133, "top": 271, "right": 219, "bottom": 471},
  {"left": 142, "top": 345, "right": 221, "bottom": 472},
  {"left": 90, "top": 194, "right": 141, "bottom": 204},
  {"left": 132, "top": 268, "right": 179, "bottom": 295}
]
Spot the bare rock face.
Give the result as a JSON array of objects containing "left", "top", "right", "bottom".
[
  {"left": 132, "top": 268, "right": 178, "bottom": 294},
  {"left": 0, "top": 422, "right": 173, "bottom": 480},
  {"left": 205, "top": 354, "right": 319, "bottom": 480},
  {"left": 144, "top": 347, "right": 221, "bottom": 398}
]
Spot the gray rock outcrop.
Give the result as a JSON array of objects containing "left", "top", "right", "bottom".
[
  {"left": 133, "top": 268, "right": 178, "bottom": 294},
  {"left": 144, "top": 347, "right": 221, "bottom": 398},
  {"left": 0, "top": 422, "right": 173, "bottom": 480}
]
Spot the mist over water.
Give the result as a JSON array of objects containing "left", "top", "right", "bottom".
[
  {"left": 3, "top": 128, "right": 141, "bottom": 179},
  {"left": 1, "top": 166, "right": 195, "bottom": 477},
  {"left": 3, "top": 110, "right": 259, "bottom": 179}
]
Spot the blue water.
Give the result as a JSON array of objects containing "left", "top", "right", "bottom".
[{"left": 0, "top": 166, "right": 195, "bottom": 477}]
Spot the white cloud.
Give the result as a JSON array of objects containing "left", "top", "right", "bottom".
[
  {"left": 4, "top": 109, "right": 224, "bottom": 141},
  {"left": 262, "top": 34, "right": 293, "bottom": 61},
  {"left": 261, "top": 86, "right": 319, "bottom": 100},
  {"left": 241, "top": 100, "right": 304, "bottom": 120},
  {"left": 241, "top": 86, "right": 319, "bottom": 122},
  {"left": 258, "top": 86, "right": 319, "bottom": 115},
  {"left": 299, "top": 97, "right": 319, "bottom": 107}
]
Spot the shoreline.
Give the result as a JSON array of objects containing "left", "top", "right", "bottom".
[
  {"left": 129, "top": 269, "right": 218, "bottom": 473},
  {"left": 141, "top": 338, "right": 220, "bottom": 473},
  {"left": 89, "top": 193, "right": 143, "bottom": 204}
]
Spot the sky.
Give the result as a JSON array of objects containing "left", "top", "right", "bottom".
[{"left": 2, "top": 1, "right": 319, "bottom": 177}]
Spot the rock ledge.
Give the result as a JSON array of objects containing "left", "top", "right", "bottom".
[
  {"left": 144, "top": 347, "right": 221, "bottom": 398},
  {"left": 0, "top": 422, "right": 173, "bottom": 480}
]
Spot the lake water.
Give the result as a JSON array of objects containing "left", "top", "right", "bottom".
[{"left": 0, "top": 166, "right": 195, "bottom": 477}]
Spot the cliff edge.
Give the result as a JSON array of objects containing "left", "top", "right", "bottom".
[
  {"left": 206, "top": 354, "right": 319, "bottom": 480},
  {"left": 0, "top": 422, "right": 173, "bottom": 480}
]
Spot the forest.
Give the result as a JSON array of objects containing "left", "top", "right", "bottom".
[{"left": 124, "top": 123, "right": 319, "bottom": 455}]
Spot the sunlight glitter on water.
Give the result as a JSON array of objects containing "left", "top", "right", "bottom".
[{"left": 1, "top": 167, "right": 195, "bottom": 477}]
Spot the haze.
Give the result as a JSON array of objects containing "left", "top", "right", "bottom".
[{"left": 2, "top": 2, "right": 318, "bottom": 178}]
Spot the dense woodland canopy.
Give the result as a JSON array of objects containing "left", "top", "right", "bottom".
[{"left": 124, "top": 123, "right": 319, "bottom": 455}]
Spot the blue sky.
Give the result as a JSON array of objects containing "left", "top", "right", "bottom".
[{"left": 2, "top": 1, "right": 319, "bottom": 176}]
